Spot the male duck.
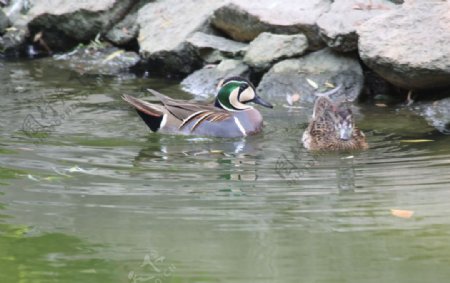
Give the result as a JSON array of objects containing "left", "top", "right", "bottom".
[
  {"left": 302, "top": 96, "right": 368, "bottom": 151},
  {"left": 123, "top": 77, "right": 273, "bottom": 138}
]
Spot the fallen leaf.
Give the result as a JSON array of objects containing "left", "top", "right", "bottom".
[
  {"left": 341, "top": 155, "right": 354, "bottom": 159},
  {"left": 306, "top": 78, "right": 318, "bottom": 89},
  {"left": 27, "top": 174, "right": 40, "bottom": 181},
  {"left": 291, "top": 93, "right": 301, "bottom": 103},
  {"left": 5, "top": 27, "right": 18, "bottom": 32},
  {"left": 33, "top": 31, "right": 43, "bottom": 42},
  {"left": 286, "top": 94, "right": 293, "bottom": 106},
  {"left": 324, "top": 81, "right": 335, "bottom": 88},
  {"left": 391, "top": 209, "right": 414, "bottom": 219},
  {"left": 102, "top": 50, "right": 124, "bottom": 63},
  {"left": 400, "top": 139, "right": 434, "bottom": 143}
]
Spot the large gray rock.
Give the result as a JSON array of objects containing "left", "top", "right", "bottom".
[
  {"left": 317, "top": 0, "right": 398, "bottom": 52},
  {"left": 258, "top": 48, "right": 364, "bottom": 103},
  {"left": 186, "top": 31, "right": 247, "bottom": 63},
  {"left": 27, "top": 0, "right": 135, "bottom": 50},
  {"left": 358, "top": 2, "right": 450, "bottom": 89},
  {"left": 51, "top": 44, "right": 140, "bottom": 75},
  {"left": 243, "top": 32, "right": 308, "bottom": 71},
  {"left": 0, "top": 25, "right": 27, "bottom": 53},
  {"left": 413, "top": 97, "right": 450, "bottom": 135},
  {"left": 105, "top": 0, "right": 152, "bottom": 46},
  {"left": 0, "top": 8, "right": 9, "bottom": 34},
  {"left": 211, "top": 0, "right": 331, "bottom": 50},
  {"left": 181, "top": 59, "right": 249, "bottom": 98},
  {"left": 137, "top": 0, "right": 225, "bottom": 74}
]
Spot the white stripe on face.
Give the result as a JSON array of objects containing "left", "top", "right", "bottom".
[{"left": 229, "top": 87, "right": 252, "bottom": 111}]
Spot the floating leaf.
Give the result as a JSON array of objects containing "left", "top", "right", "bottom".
[
  {"left": 306, "top": 78, "right": 318, "bottom": 89},
  {"left": 391, "top": 209, "right": 414, "bottom": 218},
  {"left": 400, "top": 139, "right": 434, "bottom": 143},
  {"left": 341, "top": 155, "right": 354, "bottom": 159},
  {"left": 27, "top": 174, "right": 40, "bottom": 181}
]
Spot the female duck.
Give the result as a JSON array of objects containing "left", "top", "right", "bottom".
[
  {"left": 123, "top": 77, "right": 273, "bottom": 138},
  {"left": 302, "top": 96, "right": 368, "bottom": 151}
]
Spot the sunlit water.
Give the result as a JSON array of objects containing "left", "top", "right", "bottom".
[{"left": 1, "top": 59, "right": 450, "bottom": 283}]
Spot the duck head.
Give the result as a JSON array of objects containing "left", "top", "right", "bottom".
[
  {"left": 334, "top": 108, "right": 354, "bottom": 141},
  {"left": 215, "top": 77, "right": 273, "bottom": 111}
]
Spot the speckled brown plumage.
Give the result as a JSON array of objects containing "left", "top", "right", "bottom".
[{"left": 302, "top": 96, "right": 368, "bottom": 151}]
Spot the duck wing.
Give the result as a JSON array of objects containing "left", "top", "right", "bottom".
[{"left": 147, "top": 89, "right": 231, "bottom": 131}]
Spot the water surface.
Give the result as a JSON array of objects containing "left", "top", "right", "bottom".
[{"left": 1, "top": 59, "right": 450, "bottom": 283}]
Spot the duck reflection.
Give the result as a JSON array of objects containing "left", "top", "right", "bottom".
[{"left": 132, "top": 134, "right": 265, "bottom": 181}]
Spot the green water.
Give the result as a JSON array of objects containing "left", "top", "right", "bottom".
[{"left": 1, "top": 59, "right": 450, "bottom": 283}]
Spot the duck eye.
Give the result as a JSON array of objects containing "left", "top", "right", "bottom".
[{"left": 239, "top": 84, "right": 248, "bottom": 93}]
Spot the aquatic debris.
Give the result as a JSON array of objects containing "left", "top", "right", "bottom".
[
  {"left": 391, "top": 209, "right": 414, "bottom": 219},
  {"left": 400, "top": 139, "right": 434, "bottom": 143},
  {"left": 306, "top": 78, "right": 318, "bottom": 89},
  {"left": 52, "top": 166, "right": 97, "bottom": 176},
  {"left": 66, "top": 165, "right": 96, "bottom": 174},
  {"left": 102, "top": 49, "right": 124, "bottom": 63},
  {"left": 27, "top": 174, "right": 40, "bottom": 181},
  {"left": 286, "top": 93, "right": 301, "bottom": 106},
  {"left": 341, "top": 155, "right": 354, "bottom": 159},
  {"left": 324, "top": 81, "right": 335, "bottom": 88}
]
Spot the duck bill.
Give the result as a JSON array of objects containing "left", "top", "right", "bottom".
[
  {"left": 339, "top": 128, "right": 352, "bottom": 141},
  {"left": 252, "top": 95, "right": 273, "bottom": 109}
]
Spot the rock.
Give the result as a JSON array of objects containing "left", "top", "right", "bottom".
[
  {"left": 137, "top": 0, "right": 225, "bottom": 75},
  {"left": 211, "top": 0, "right": 331, "bottom": 50},
  {"left": 26, "top": 0, "right": 136, "bottom": 50},
  {"left": 51, "top": 44, "right": 140, "bottom": 75},
  {"left": 181, "top": 59, "right": 249, "bottom": 98},
  {"left": 105, "top": 0, "right": 150, "bottom": 46},
  {"left": 243, "top": 32, "right": 308, "bottom": 71},
  {"left": 358, "top": 2, "right": 450, "bottom": 89},
  {"left": 317, "top": 0, "right": 398, "bottom": 52},
  {"left": 0, "top": 25, "right": 27, "bottom": 53},
  {"left": 186, "top": 31, "right": 247, "bottom": 63},
  {"left": 413, "top": 98, "right": 450, "bottom": 135},
  {"left": 257, "top": 48, "right": 364, "bottom": 103},
  {"left": 0, "top": 8, "right": 9, "bottom": 33}
]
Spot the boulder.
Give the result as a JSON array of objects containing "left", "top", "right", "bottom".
[
  {"left": 243, "top": 32, "right": 308, "bottom": 71},
  {"left": 317, "top": 0, "right": 398, "bottom": 52},
  {"left": 0, "top": 25, "right": 27, "bottom": 54},
  {"left": 257, "top": 48, "right": 364, "bottom": 103},
  {"left": 137, "top": 0, "right": 225, "bottom": 74},
  {"left": 413, "top": 97, "right": 450, "bottom": 135},
  {"left": 211, "top": 0, "right": 331, "bottom": 50},
  {"left": 105, "top": 0, "right": 151, "bottom": 46},
  {"left": 186, "top": 31, "right": 247, "bottom": 63},
  {"left": 0, "top": 8, "right": 9, "bottom": 34},
  {"left": 181, "top": 59, "right": 249, "bottom": 98},
  {"left": 358, "top": 2, "right": 450, "bottom": 89},
  {"left": 51, "top": 44, "right": 140, "bottom": 75},
  {"left": 26, "top": 0, "right": 136, "bottom": 50}
]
